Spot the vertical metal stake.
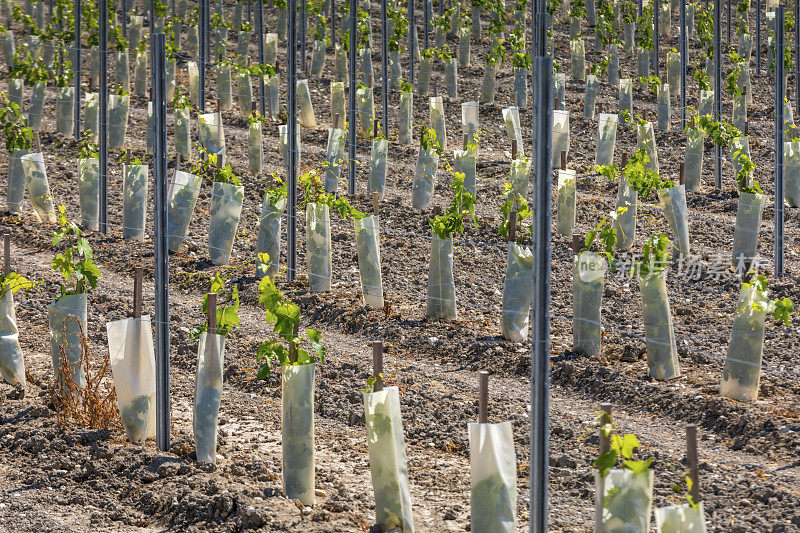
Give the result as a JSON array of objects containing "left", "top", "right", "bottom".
[
  {"left": 151, "top": 32, "right": 171, "bottom": 453},
  {"left": 714, "top": 0, "right": 722, "bottom": 189},
  {"left": 287, "top": 0, "right": 298, "bottom": 281},
  {"left": 301, "top": 0, "right": 307, "bottom": 73},
  {"left": 680, "top": 0, "right": 686, "bottom": 129},
  {"left": 530, "top": 54, "right": 553, "bottom": 533},
  {"left": 776, "top": 7, "right": 786, "bottom": 278},
  {"left": 348, "top": 0, "right": 357, "bottom": 194},
  {"left": 199, "top": 0, "right": 207, "bottom": 112},
  {"left": 408, "top": 0, "right": 415, "bottom": 84},
  {"left": 795, "top": 0, "right": 799, "bottom": 112},
  {"left": 99, "top": 0, "right": 108, "bottom": 234},
  {"left": 73, "top": 0, "right": 82, "bottom": 139},
  {"left": 256, "top": 0, "right": 266, "bottom": 118},
  {"left": 654, "top": 0, "right": 660, "bottom": 77},
  {"left": 756, "top": 0, "right": 761, "bottom": 75},
  {"left": 381, "top": 0, "right": 389, "bottom": 137}
]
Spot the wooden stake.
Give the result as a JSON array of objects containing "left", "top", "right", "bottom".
[
  {"left": 599, "top": 403, "right": 612, "bottom": 455},
  {"left": 176, "top": 153, "right": 181, "bottom": 174},
  {"left": 508, "top": 211, "right": 517, "bottom": 242},
  {"left": 745, "top": 121, "right": 749, "bottom": 135},
  {"left": 560, "top": 150, "right": 566, "bottom": 170},
  {"left": 35, "top": 132, "right": 41, "bottom": 152},
  {"left": 463, "top": 133, "right": 468, "bottom": 150},
  {"left": 334, "top": 112, "right": 340, "bottom": 130},
  {"left": 478, "top": 371, "right": 489, "bottom": 423},
  {"left": 206, "top": 293, "right": 217, "bottom": 336},
  {"left": 686, "top": 424, "right": 701, "bottom": 500},
  {"left": 288, "top": 323, "right": 299, "bottom": 363},
  {"left": 372, "top": 341, "right": 384, "bottom": 392},
  {"left": 679, "top": 162, "right": 685, "bottom": 186},
  {"left": 511, "top": 139, "right": 517, "bottom": 160},
  {"left": 125, "top": 149, "right": 131, "bottom": 165},
  {"left": 554, "top": 96, "right": 560, "bottom": 110},
  {"left": 597, "top": 102, "right": 603, "bottom": 114},
  {"left": 372, "top": 191, "right": 380, "bottom": 217},
  {"left": 3, "top": 232, "right": 10, "bottom": 275},
  {"left": 133, "top": 267, "right": 143, "bottom": 319},
  {"left": 621, "top": 152, "right": 629, "bottom": 168},
  {"left": 572, "top": 234, "right": 583, "bottom": 255},
  {"left": 373, "top": 118, "right": 378, "bottom": 138},
  {"left": 216, "top": 97, "right": 221, "bottom": 114}
]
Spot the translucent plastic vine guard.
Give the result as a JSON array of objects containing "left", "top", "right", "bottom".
[
  {"left": 27, "top": 81, "right": 45, "bottom": 131},
  {"left": 730, "top": 136, "right": 751, "bottom": 179},
  {"left": 55, "top": 86, "right": 74, "bottom": 135},
  {"left": 354, "top": 215, "right": 384, "bottom": 308},
  {"left": 6, "top": 148, "right": 28, "bottom": 214},
  {"left": 427, "top": 236, "right": 456, "bottom": 320},
  {"left": 636, "top": 121, "right": 659, "bottom": 172},
  {"left": 369, "top": 138, "right": 388, "bottom": 199},
  {"left": 330, "top": 82, "right": 345, "bottom": 130},
  {"left": 399, "top": 89, "right": 413, "bottom": 145},
  {"left": 166, "top": 170, "right": 202, "bottom": 252},
  {"left": 107, "top": 315, "right": 156, "bottom": 443},
  {"left": 297, "top": 79, "right": 317, "bottom": 128},
  {"left": 684, "top": 128, "right": 705, "bottom": 192},
  {"left": 584, "top": 74, "right": 599, "bottom": 120},
  {"left": 785, "top": 140, "right": 800, "bottom": 207},
  {"left": 655, "top": 502, "right": 707, "bottom": 532},
  {"left": 502, "top": 106, "right": 524, "bottom": 157},
  {"left": 108, "top": 94, "right": 130, "bottom": 150},
  {"left": 430, "top": 96, "right": 447, "bottom": 152},
  {"left": 194, "top": 332, "right": 225, "bottom": 463},
  {"left": 461, "top": 101, "right": 479, "bottom": 143},
  {"left": 552, "top": 110, "right": 570, "bottom": 167},
  {"left": 363, "top": 387, "right": 415, "bottom": 532},
  {"left": 306, "top": 203, "right": 332, "bottom": 293},
  {"left": 257, "top": 197, "right": 286, "bottom": 278},
  {"left": 0, "top": 289, "right": 25, "bottom": 386},
  {"left": 282, "top": 363, "right": 316, "bottom": 506},
  {"left": 20, "top": 152, "right": 56, "bottom": 223},
  {"left": 123, "top": 164, "right": 148, "bottom": 241},
  {"left": 501, "top": 243, "right": 533, "bottom": 341},
  {"left": 208, "top": 182, "right": 245, "bottom": 266},
  {"left": 237, "top": 71, "right": 254, "bottom": 114},
  {"left": 554, "top": 73, "right": 566, "bottom": 111},
  {"left": 412, "top": 146, "right": 440, "bottom": 210},
  {"left": 198, "top": 112, "right": 227, "bottom": 166},
  {"left": 657, "top": 84, "right": 670, "bottom": 131},
  {"left": 84, "top": 92, "right": 99, "bottom": 142},
  {"left": 614, "top": 174, "right": 637, "bottom": 250},
  {"left": 619, "top": 78, "right": 633, "bottom": 119},
  {"left": 357, "top": 87, "right": 374, "bottom": 136},
  {"left": 509, "top": 157, "right": 531, "bottom": 199},
  {"left": 658, "top": 184, "right": 690, "bottom": 257},
  {"left": 573, "top": 252, "right": 605, "bottom": 356},
  {"left": 731, "top": 192, "right": 764, "bottom": 269},
  {"left": 48, "top": 293, "right": 87, "bottom": 392},
  {"left": 557, "top": 169, "right": 576, "bottom": 236},
  {"left": 454, "top": 148, "right": 477, "bottom": 197},
  {"left": 324, "top": 128, "right": 347, "bottom": 193},
  {"left": 570, "top": 39, "right": 585, "bottom": 82},
  {"left": 480, "top": 63, "right": 496, "bottom": 104},
  {"left": 469, "top": 421, "right": 517, "bottom": 532},
  {"left": 639, "top": 271, "right": 681, "bottom": 380},
  {"left": 596, "top": 114, "right": 618, "bottom": 166},
  {"left": 597, "top": 469, "right": 654, "bottom": 532},
  {"left": 720, "top": 282, "right": 767, "bottom": 401},
  {"left": 78, "top": 158, "right": 100, "bottom": 231},
  {"left": 248, "top": 121, "right": 263, "bottom": 175}
]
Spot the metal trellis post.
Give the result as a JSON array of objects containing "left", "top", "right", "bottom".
[
  {"left": 301, "top": 0, "right": 307, "bottom": 73},
  {"left": 654, "top": 0, "right": 660, "bottom": 77},
  {"left": 199, "top": 0, "right": 207, "bottom": 112},
  {"left": 381, "top": 0, "right": 389, "bottom": 137},
  {"left": 727, "top": 0, "right": 731, "bottom": 45},
  {"left": 257, "top": 0, "right": 266, "bottom": 118},
  {"left": 409, "top": 0, "right": 415, "bottom": 84},
  {"left": 99, "top": 0, "right": 108, "bottom": 234},
  {"left": 424, "top": 0, "right": 429, "bottom": 49},
  {"left": 151, "top": 31, "right": 171, "bottom": 453},
  {"left": 531, "top": 54, "right": 553, "bottom": 533},
  {"left": 714, "top": 0, "right": 722, "bottom": 189},
  {"left": 288, "top": 0, "right": 298, "bottom": 281},
  {"left": 348, "top": 0, "right": 357, "bottom": 194},
  {"left": 776, "top": 7, "right": 786, "bottom": 277},
  {"left": 73, "top": 0, "right": 81, "bottom": 140},
  {"left": 795, "top": 0, "right": 799, "bottom": 112},
  {"left": 756, "top": 0, "right": 761, "bottom": 76},
  {"left": 680, "top": 0, "right": 686, "bottom": 129}
]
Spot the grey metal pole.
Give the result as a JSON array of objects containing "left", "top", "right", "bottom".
[
  {"left": 714, "top": 0, "right": 722, "bottom": 189},
  {"left": 348, "top": 0, "right": 357, "bottom": 194},
  {"left": 530, "top": 54, "right": 553, "bottom": 533},
  {"left": 99, "top": 0, "right": 108, "bottom": 234},
  {"left": 151, "top": 31, "right": 171, "bottom": 453},
  {"left": 381, "top": 0, "right": 388, "bottom": 137},
  {"left": 288, "top": 0, "right": 298, "bottom": 281},
  {"left": 331, "top": 0, "right": 336, "bottom": 46},
  {"left": 776, "top": 7, "right": 786, "bottom": 277},
  {"left": 122, "top": 0, "right": 128, "bottom": 41},
  {"left": 727, "top": 0, "right": 731, "bottom": 44},
  {"left": 73, "top": 0, "right": 81, "bottom": 140},
  {"left": 795, "top": 0, "right": 799, "bottom": 112},
  {"left": 301, "top": 0, "right": 307, "bottom": 73},
  {"left": 199, "top": 0, "right": 206, "bottom": 112},
  {"left": 409, "top": 0, "right": 415, "bottom": 84},
  {"left": 756, "top": 0, "right": 760, "bottom": 76},
  {"left": 257, "top": 0, "right": 266, "bottom": 118},
  {"left": 654, "top": 0, "right": 660, "bottom": 77},
  {"left": 680, "top": 0, "right": 686, "bottom": 129},
  {"left": 423, "top": 0, "right": 429, "bottom": 49}
]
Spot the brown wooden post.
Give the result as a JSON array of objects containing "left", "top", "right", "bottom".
[
  {"left": 372, "top": 341, "right": 384, "bottom": 391},
  {"left": 561, "top": 150, "right": 566, "bottom": 170},
  {"left": 372, "top": 191, "right": 380, "bottom": 217},
  {"left": 133, "top": 267, "right": 143, "bottom": 319},
  {"left": 599, "top": 403, "right": 612, "bottom": 454},
  {"left": 206, "top": 293, "right": 217, "bottom": 336},
  {"left": 679, "top": 162, "right": 685, "bottom": 185},
  {"left": 572, "top": 234, "right": 583, "bottom": 255},
  {"left": 478, "top": 371, "right": 489, "bottom": 423},
  {"left": 686, "top": 424, "right": 700, "bottom": 500}
]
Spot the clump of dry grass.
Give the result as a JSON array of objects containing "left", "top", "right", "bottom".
[{"left": 50, "top": 315, "right": 118, "bottom": 430}]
